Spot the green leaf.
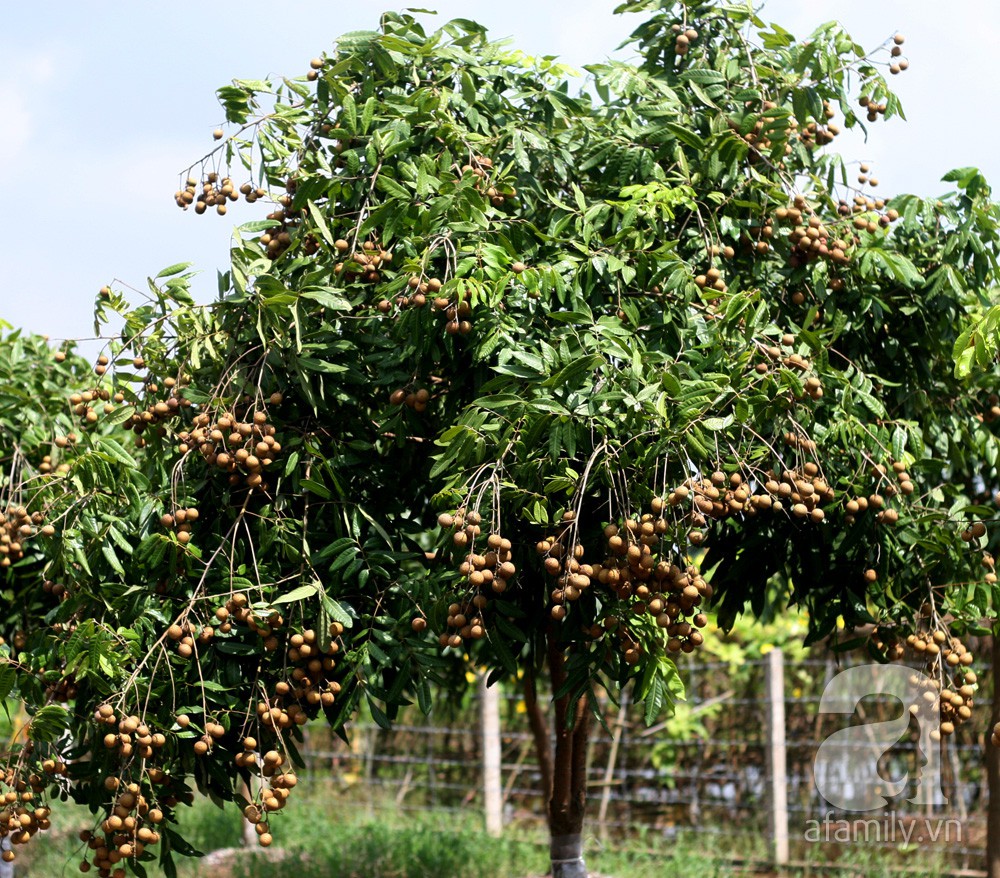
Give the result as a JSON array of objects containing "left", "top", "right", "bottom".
[
  {"left": 271, "top": 582, "right": 320, "bottom": 605},
  {"left": 29, "top": 705, "right": 69, "bottom": 742},
  {"left": 341, "top": 91, "right": 357, "bottom": 134},
  {"left": 702, "top": 415, "right": 734, "bottom": 432},
  {"left": 306, "top": 200, "right": 335, "bottom": 246},
  {"left": 96, "top": 438, "right": 137, "bottom": 469},
  {"left": 301, "top": 288, "right": 352, "bottom": 310},
  {"left": 300, "top": 478, "right": 332, "bottom": 499},
  {"left": 155, "top": 263, "right": 192, "bottom": 279},
  {"left": 322, "top": 594, "right": 355, "bottom": 629}
]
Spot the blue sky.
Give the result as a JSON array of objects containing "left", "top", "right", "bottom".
[{"left": 3, "top": 2, "right": 996, "bottom": 344}]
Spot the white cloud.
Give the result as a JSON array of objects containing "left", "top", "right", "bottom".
[
  {"left": 0, "top": 88, "right": 32, "bottom": 164},
  {"left": 0, "top": 49, "right": 58, "bottom": 164}
]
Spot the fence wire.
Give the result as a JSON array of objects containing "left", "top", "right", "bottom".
[{"left": 295, "top": 650, "right": 992, "bottom": 872}]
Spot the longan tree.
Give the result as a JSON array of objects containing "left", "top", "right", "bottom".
[{"left": 3, "top": 3, "right": 1000, "bottom": 877}]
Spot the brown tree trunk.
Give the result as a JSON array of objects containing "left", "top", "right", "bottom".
[
  {"left": 545, "top": 625, "right": 590, "bottom": 878},
  {"left": 988, "top": 633, "right": 1000, "bottom": 878},
  {"left": 524, "top": 669, "right": 553, "bottom": 804}
]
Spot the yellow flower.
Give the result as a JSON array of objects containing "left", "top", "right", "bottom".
[{"left": 760, "top": 643, "right": 774, "bottom": 655}]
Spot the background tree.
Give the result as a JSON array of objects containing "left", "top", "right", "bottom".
[{"left": 2, "top": 3, "right": 999, "bottom": 878}]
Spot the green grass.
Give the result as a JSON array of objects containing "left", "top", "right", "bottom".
[{"left": 14, "top": 782, "right": 970, "bottom": 878}]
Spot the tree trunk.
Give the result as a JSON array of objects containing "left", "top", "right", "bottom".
[
  {"left": 987, "top": 633, "right": 1000, "bottom": 878},
  {"left": 545, "top": 625, "right": 591, "bottom": 878}
]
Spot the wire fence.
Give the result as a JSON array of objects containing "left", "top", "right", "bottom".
[{"left": 294, "top": 647, "right": 993, "bottom": 873}]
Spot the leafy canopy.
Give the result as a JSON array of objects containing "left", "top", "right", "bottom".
[{"left": 1, "top": 1, "right": 998, "bottom": 873}]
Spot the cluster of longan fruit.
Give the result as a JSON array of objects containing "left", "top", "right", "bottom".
[
  {"left": 537, "top": 511, "right": 593, "bottom": 619},
  {"left": 669, "top": 23, "right": 699, "bottom": 56},
  {"left": 981, "top": 552, "right": 996, "bottom": 585},
  {"left": 213, "top": 592, "right": 284, "bottom": 650},
  {"left": 186, "top": 718, "right": 229, "bottom": 757},
  {"left": 742, "top": 219, "right": 776, "bottom": 255},
  {"left": 439, "top": 508, "right": 483, "bottom": 551},
  {"left": 593, "top": 505, "right": 711, "bottom": 653},
  {"left": 757, "top": 463, "right": 835, "bottom": 523},
  {"left": 122, "top": 384, "right": 191, "bottom": 439},
  {"left": 841, "top": 461, "right": 913, "bottom": 526},
  {"left": 909, "top": 631, "right": 975, "bottom": 737},
  {"left": 427, "top": 509, "right": 517, "bottom": 645},
  {"left": 907, "top": 629, "right": 975, "bottom": 668},
  {"left": 694, "top": 267, "right": 729, "bottom": 294},
  {"left": 380, "top": 274, "right": 475, "bottom": 335},
  {"left": 610, "top": 624, "right": 646, "bottom": 665},
  {"left": 166, "top": 620, "right": 204, "bottom": 659},
  {"left": 93, "top": 706, "right": 168, "bottom": 763},
  {"left": 177, "top": 399, "right": 283, "bottom": 490},
  {"left": 279, "top": 622, "right": 344, "bottom": 714},
  {"left": 239, "top": 624, "right": 345, "bottom": 735},
  {"left": 0, "top": 767, "right": 52, "bottom": 865},
  {"left": 0, "top": 506, "right": 49, "bottom": 567},
  {"left": 754, "top": 337, "right": 823, "bottom": 398},
  {"left": 389, "top": 386, "right": 432, "bottom": 412},
  {"left": 42, "top": 579, "right": 70, "bottom": 600},
  {"left": 781, "top": 431, "right": 818, "bottom": 454},
  {"left": 457, "top": 155, "right": 516, "bottom": 207},
  {"left": 786, "top": 218, "right": 852, "bottom": 267},
  {"left": 334, "top": 239, "right": 392, "bottom": 285},
  {"left": 378, "top": 273, "right": 436, "bottom": 313},
  {"left": 869, "top": 626, "right": 907, "bottom": 661},
  {"left": 252, "top": 192, "right": 305, "bottom": 259},
  {"left": 254, "top": 694, "right": 309, "bottom": 733},
  {"left": 797, "top": 102, "right": 840, "bottom": 148},
  {"left": 174, "top": 172, "right": 267, "bottom": 216},
  {"left": 454, "top": 526, "right": 517, "bottom": 596},
  {"left": 70, "top": 386, "right": 115, "bottom": 427},
  {"left": 241, "top": 752, "right": 298, "bottom": 847},
  {"left": 961, "top": 519, "right": 988, "bottom": 544},
  {"left": 858, "top": 83, "right": 895, "bottom": 123},
  {"left": 870, "top": 625, "right": 977, "bottom": 738},
  {"left": 435, "top": 294, "right": 474, "bottom": 336},
  {"left": 887, "top": 34, "right": 908, "bottom": 76},
  {"left": 662, "top": 472, "right": 755, "bottom": 540},
  {"left": 839, "top": 190, "right": 898, "bottom": 226},
  {"left": 159, "top": 506, "right": 200, "bottom": 546},
  {"left": 81, "top": 778, "right": 166, "bottom": 876},
  {"left": 433, "top": 600, "right": 487, "bottom": 648},
  {"left": 37, "top": 453, "right": 70, "bottom": 476}
]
